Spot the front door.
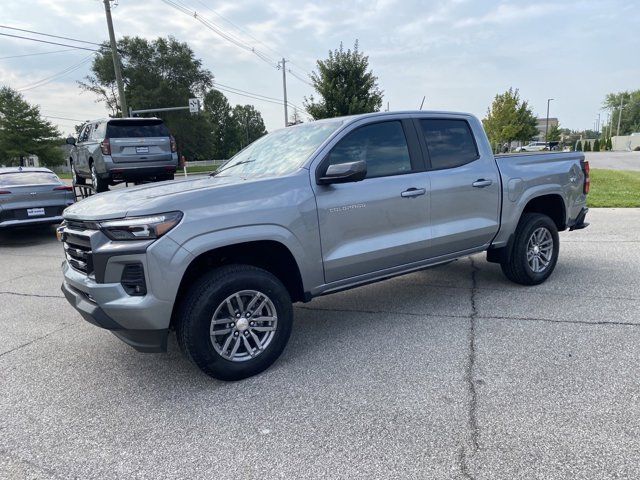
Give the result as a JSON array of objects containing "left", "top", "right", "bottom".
[{"left": 313, "top": 120, "right": 430, "bottom": 284}]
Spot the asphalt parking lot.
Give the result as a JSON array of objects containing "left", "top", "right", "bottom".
[{"left": 1, "top": 208, "right": 639, "bottom": 479}]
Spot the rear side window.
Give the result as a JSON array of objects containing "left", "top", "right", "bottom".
[
  {"left": 327, "top": 121, "right": 412, "bottom": 178},
  {"left": 107, "top": 120, "right": 170, "bottom": 138},
  {"left": 0, "top": 172, "right": 61, "bottom": 186},
  {"left": 420, "top": 119, "right": 479, "bottom": 170}
]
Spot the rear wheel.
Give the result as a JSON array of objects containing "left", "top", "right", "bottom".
[
  {"left": 501, "top": 213, "right": 559, "bottom": 285},
  {"left": 176, "top": 265, "right": 293, "bottom": 381},
  {"left": 91, "top": 163, "right": 108, "bottom": 193}
]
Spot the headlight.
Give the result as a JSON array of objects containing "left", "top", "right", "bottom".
[{"left": 99, "top": 212, "right": 183, "bottom": 241}]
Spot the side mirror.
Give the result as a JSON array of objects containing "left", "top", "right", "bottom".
[
  {"left": 66, "top": 137, "right": 76, "bottom": 146},
  {"left": 317, "top": 160, "right": 367, "bottom": 185}
]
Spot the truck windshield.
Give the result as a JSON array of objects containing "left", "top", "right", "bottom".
[{"left": 217, "top": 121, "right": 342, "bottom": 177}]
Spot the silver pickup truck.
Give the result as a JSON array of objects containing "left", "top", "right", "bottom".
[{"left": 58, "top": 111, "right": 590, "bottom": 380}]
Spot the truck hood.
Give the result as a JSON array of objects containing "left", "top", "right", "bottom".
[{"left": 64, "top": 175, "right": 246, "bottom": 220}]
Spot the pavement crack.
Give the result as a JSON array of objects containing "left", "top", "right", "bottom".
[
  {"left": 461, "top": 256, "right": 480, "bottom": 479},
  {"left": 0, "top": 324, "right": 71, "bottom": 359},
  {"left": 0, "top": 291, "right": 64, "bottom": 299},
  {"left": 479, "top": 314, "right": 640, "bottom": 328},
  {"left": 295, "top": 304, "right": 468, "bottom": 320}
]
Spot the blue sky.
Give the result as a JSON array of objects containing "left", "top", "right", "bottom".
[{"left": 1, "top": 0, "right": 638, "bottom": 136}]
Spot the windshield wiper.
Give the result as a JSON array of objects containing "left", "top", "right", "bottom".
[{"left": 209, "top": 159, "right": 255, "bottom": 177}]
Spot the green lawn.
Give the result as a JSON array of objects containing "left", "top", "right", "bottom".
[
  {"left": 57, "top": 165, "right": 217, "bottom": 180},
  {"left": 588, "top": 169, "right": 640, "bottom": 208}
]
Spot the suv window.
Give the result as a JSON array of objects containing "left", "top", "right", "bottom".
[
  {"left": 92, "top": 122, "right": 106, "bottom": 140},
  {"left": 78, "top": 124, "right": 91, "bottom": 143},
  {"left": 107, "top": 120, "right": 170, "bottom": 138},
  {"left": 420, "top": 119, "right": 478, "bottom": 170},
  {"left": 327, "top": 121, "right": 412, "bottom": 178}
]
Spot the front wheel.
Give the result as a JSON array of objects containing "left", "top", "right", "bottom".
[
  {"left": 176, "top": 265, "right": 293, "bottom": 381},
  {"left": 501, "top": 213, "right": 559, "bottom": 285}
]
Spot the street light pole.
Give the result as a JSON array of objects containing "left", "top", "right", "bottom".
[
  {"left": 616, "top": 95, "right": 624, "bottom": 137},
  {"left": 103, "top": 0, "right": 127, "bottom": 117},
  {"left": 545, "top": 98, "right": 554, "bottom": 142},
  {"left": 279, "top": 58, "right": 288, "bottom": 127}
]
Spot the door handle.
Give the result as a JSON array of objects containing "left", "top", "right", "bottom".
[
  {"left": 401, "top": 187, "right": 426, "bottom": 198},
  {"left": 472, "top": 179, "right": 493, "bottom": 188}
]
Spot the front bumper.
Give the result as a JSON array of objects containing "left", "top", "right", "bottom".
[{"left": 62, "top": 281, "right": 168, "bottom": 352}]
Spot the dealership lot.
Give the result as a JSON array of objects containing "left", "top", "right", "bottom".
[{"left": 1, "top": 208, "right": 639, "bottom": 479}]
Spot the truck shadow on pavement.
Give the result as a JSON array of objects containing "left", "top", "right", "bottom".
[{"left": 0, "top": 225, "right": 59, "bottom": 247}]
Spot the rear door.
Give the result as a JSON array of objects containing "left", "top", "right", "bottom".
[
  {"left": 416, "top": 117, "right": 500, "bottom": 257},
  {"left": 313, "top": 119, "right": 430, "bottom": 284},
  {"left": 76, "top": 124, "right": 92, "bottom": 175},
  {"left": 106, "top": 119, "right": 172, "bottom": 163}
]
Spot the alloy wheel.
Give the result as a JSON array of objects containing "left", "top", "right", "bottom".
[{"left": 526, "top": 227, "right": 553, "bottom": 273}]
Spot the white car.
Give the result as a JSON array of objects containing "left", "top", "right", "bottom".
[{"left": 516, "top": 142, "right": 549, "bottom": 152}]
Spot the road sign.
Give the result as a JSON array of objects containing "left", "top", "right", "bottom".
[{"left": 189, "top": 98, "right": 200, "bottom": 113}]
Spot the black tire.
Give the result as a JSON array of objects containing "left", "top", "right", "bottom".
[
  {"left": 500, "top": 213, "right": 559, "bottom": 285},
  {"left": 176, "top": 265, "right": 293, "bottom": 381},
  {"left": 71, "top": 162, "right": 85, "bottom": 185},
  {"left": 90, "top": 163, "right": 109, "bottom": 193}
]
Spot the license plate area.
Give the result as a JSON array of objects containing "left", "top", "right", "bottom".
[
  {"left": 27, "top": 208, "right": 45, "bottom": 217},
  {"left": 136, "top": 146, "right": 149, "bottom": 154}
]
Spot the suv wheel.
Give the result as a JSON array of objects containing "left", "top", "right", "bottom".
[
  {"left": 71, "top": 162, "right": 85, "bottom": 185},
  {"left": 501, "top": 213, "right": 559, "bottom": 285},
  {"left": 176, "top": 265, "right": 293, "bottom": 381},
  {"left": 91, "top": 164, "right": 108, "bottom": 193}
]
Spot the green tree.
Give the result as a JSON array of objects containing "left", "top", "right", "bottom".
[
  {"left": 79, "top": 36, "right": 214, "bottom": 160},
  {"left": 604, "top": 90, "right": 640, "bottom": 136},
  {"left": 229, "top": 105, "right": 267, "bottom": 153},
  {"left": 593, "top": 138, "right": 600, "bottom": 151},
  {"left": 0, "top": 87, "right": 63, "bottom": 166},
  {"left": 606, "top": 137, "right": 612, "bottom": 151},
  {"left": 203, "top": 89, "right": 235, "bottom": 159},
  {"left": 584, "top": 140, "right": 591, "bottom": 152},
  {"left": 546, "top": 123, "right": 561, "bottom": 142},
  {"left": 482, "top": 88, "right": 538, "bottom": 148},
  {"left": 304, "top": 41, "right": 383, "bottom": 119},
  {"left": 576, "top": 140, "right": 582, "bottom": 151}
]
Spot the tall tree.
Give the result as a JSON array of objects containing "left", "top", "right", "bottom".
[
  {"left": 229, "top": 105, "right": 267, "bottom": 152},
  {"left": 546, "top": 123, "right": 561, "bottom": 142},
  {"left": 604, "top": 90, "right": 640, "bottom": 136},
  {"left": 203, "top": 89, "right": 235, "bottom": 159},
  {"left": 79, "top": 36, "right": 214, "bottom": 159},
  {"left": 304, "top": 41, "right": 383, "bottom": 119},
  {"left": 482, "top": 88, "right": 538, "bottom": 148},
  {"left": 0, "top": 87, "right": 63, "bottom": 166}
]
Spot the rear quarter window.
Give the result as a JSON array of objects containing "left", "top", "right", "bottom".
[
  {"left": 107, "top": 120, "right": 170, "bottom": 138},
  {"left": 420, "top": 119, "right": 479, "bottom": 170}
]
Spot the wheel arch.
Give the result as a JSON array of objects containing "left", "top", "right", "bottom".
[{"left": 170, "top": 239, "right": 306, "bottom": 328}]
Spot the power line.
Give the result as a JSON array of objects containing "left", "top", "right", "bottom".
[
  {"left": 42, "top": 114, "right": 85, "bottom": 122},
  {"left": 18, "top": 54, "right": 95, "bottom": 92},
  {"left": 212, "top": 83, "right": 305, "bottom": 113},
  {"left": 0, "top": 25, "right": 104, "bottom": 47},
  {"left": 0, "top": 48, "right": 78, "bottom": 60},
  {"left": 0, "top": 32, "right": 104, "bottom": 52}
]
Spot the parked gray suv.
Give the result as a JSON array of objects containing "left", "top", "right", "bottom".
[
  {"left": 66, "top": 117, "right": 178, "bottom": 192},
  {"left": 59, "top": 111, "right": 589, "bottom": 381}
]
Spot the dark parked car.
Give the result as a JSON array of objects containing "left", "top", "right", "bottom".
[
  {"left": 0, "top": 167, "right": 74, "bottom": 228},
  {"left": 66, "top": 117, "right": 179, "bottom": 192}
]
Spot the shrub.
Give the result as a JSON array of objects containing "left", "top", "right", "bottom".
[
  {"left": 576, "top": 141, "right": 582, "bottom": 151},
  {"left": 584, "top": 141, "right": 591, "bottom": 152},
  {"left": 593, "top": 139, "right": 600, "bottom": 151}
]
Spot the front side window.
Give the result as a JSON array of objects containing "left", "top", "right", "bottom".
[
  {"left": 420, "top": 119, "right": 479, "bottom": 170},
  {"left": 78, "top": 125, "right": 91, "bottom": 143},
  {"left": 327, "top": 121, "right": 412, "bottom": 178}
]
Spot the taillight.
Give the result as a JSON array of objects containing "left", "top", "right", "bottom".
[
  {"left": 0, "top": 190, "right": 11, "bottom": 194},
  {"left": 101, "top": 138, "right": 111, "bottom": 155},
  {"left": 170, "top": 135, "right": 177, "bottom": 153},
  {"left": 54, "top": 186, "right": 73, "bottom": 191},
  {"left": 582, "top": 160, "right": 590, "bottom": 194}
]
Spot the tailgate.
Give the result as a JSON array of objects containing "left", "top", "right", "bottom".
[{"left": 110, "top": 137, "right": 173, "bottom": 163}]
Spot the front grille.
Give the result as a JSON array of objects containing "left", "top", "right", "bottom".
[{"left": 64, "top": 230, "right": 93, "bottom": 275}]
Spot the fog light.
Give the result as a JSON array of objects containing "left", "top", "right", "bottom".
[{"left": 121, "top": 263, "right": 147, "bottom": 296}]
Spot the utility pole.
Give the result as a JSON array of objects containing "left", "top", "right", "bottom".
[
  {"left": 279, "top": 58, "right": 288, "bottom": 127},
  {"left": 103, "top": 0, "right": 127, "bottom": 117},
  {"left": 616, "top": 95, "right": 624, "bottom": 137},
  {"left": 545, "top": 98, "right": 553, "bottom": 142}
]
